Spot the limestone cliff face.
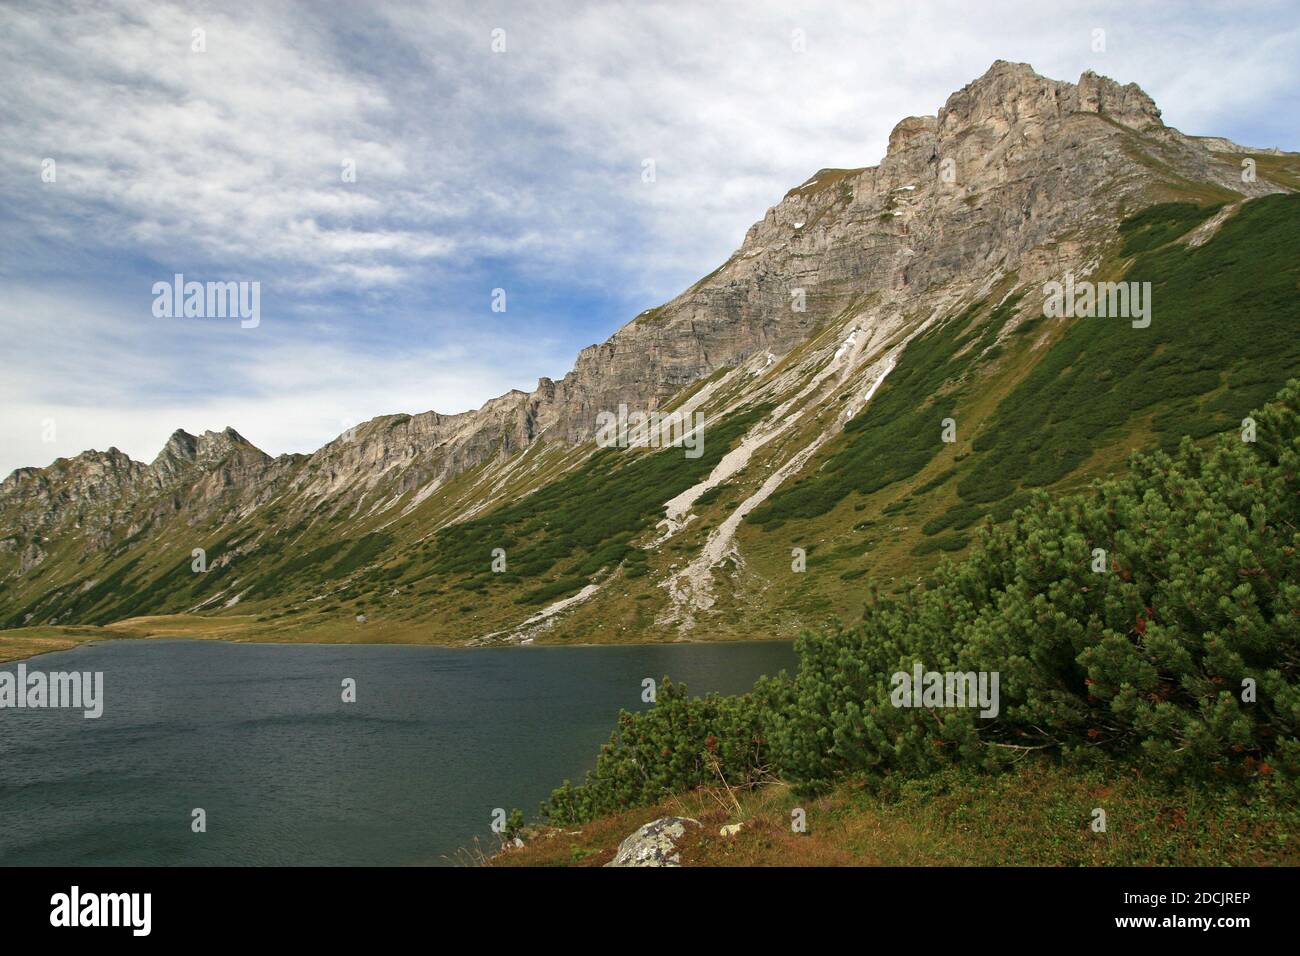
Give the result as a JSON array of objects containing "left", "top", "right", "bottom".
[
  {"left": 0, "top": 61, "right": 1291, "bottom": 616},
  {"left": 540, "top": 60, "right": 1271, "bottom": 436},
  {"left": 314, "top": 58, "right": 1258, "bottom": 502}
]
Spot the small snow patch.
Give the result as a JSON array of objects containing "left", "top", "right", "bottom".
[
  {"left": 862, "top": 354, "right": 897, "bottom": 404},
  {"left": 833, "top": 329, "right": 858, "bottom": 362}
]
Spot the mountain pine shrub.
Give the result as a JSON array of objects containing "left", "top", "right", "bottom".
[
  {"left": 544, "top": 380, "right": 1300, "bottom": 823},
  {"left": 771, "top": 378, "right": 1299, "bottom": 791},
  {"left": 542, "top": 677, "right": 774, "bottom": 825}
]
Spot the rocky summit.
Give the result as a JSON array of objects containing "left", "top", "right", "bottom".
[{"left": 2, "top": 61, "right": 1298, "bottom": 647}]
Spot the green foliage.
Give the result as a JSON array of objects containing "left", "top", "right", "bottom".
[
  {"left": 1118, "top": 201, "right": 1222, "bottom": 256},
  {"left": 241, "top": 533, "right": 386, "bottom": 600},
  {"left": 960, "top": 195, "right": 1300, "bottom": 503},
  {"left": 693, "top": 484, "right": 727, "bottom": 507},
  {"left": 515, "top": 576, "right": 589, "bottom": 606},
  {"left": 778, "top": 379, "right": 1300, "bottom": 791},
  {"left": 541, "top": 677, "right": 774, "bottom": 826},
  {"left": 750, "top": 196, "right": 1297, "bottom": 553},
  {"left": 502, "top": 808, "right": 525, "bottom": 842},
  {"left": 24, "top": 530, "right": 246, "bottom": 625},
  {"left": 549, "top": 380, "right": 1300, "bottom": 819},
  {"left": 750, "top": 296, "right": 1021, "bottom": 529},
  {"left": 913, "top": 467, "right": 958, "bottom": 496},
  {"left": 59, "top": 557, "right": 145, "bottom": 624},
  {"left": 329, "top": 532, "right": 393, "bottom": 579},
  {"left": 910, "top": 532, "right": 970, "bottom": 555},
  {"left": 420, "top": 405, "right": 770, "bottom": 604},
  {"left": 921, "top": 501, "right": 983, "bottom": 535}
]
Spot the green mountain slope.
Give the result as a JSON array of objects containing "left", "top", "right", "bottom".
[
  {"left": 2, "top": 64, "right": 1298, "bottom": 650},
  {"left": 539, "top": 376, "right": 1300, "bottom": 827}
]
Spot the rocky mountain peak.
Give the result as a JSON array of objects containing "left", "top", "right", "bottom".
[
  {"left": 196, "top": 427, "right": 258, "bottom": 456},
  {"left": 148, "top": 427, "right": 266, "bottom": 486},
  {"left": 152, "top": 429, "right": 199, "bottom": 469},
  {"left": 932, "top": 59, "right": 1163, "bottom": 140}
]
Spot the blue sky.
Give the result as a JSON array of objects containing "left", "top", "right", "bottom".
[{"left": 2, "top": 0, "right": 1297, "bottom": 477}]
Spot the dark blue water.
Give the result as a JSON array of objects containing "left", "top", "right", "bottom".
[{"left": 0, "top": 639, "right": 796, "bottom": 866}]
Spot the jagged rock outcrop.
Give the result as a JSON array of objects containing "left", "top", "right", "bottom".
[
  {"left": 1196, "top": 136, "right": 1286, "bottom": 156},
  {"left": 149, "top": 427, "right": 272, "bottom": 497}
]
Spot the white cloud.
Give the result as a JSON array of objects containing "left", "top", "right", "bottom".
[
  {"left": 0, "top": 285, "right": 569, "bottom": 476},
  {"left": 2, "top": 0, "right": 1296, "bottom": 477},
  {"left": 7, "top": 1, "right": 1297, "bottom": 291}
]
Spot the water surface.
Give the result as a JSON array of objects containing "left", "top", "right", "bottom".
[{"left": 0, "top": 638, "right": 796, "bottom": 865}]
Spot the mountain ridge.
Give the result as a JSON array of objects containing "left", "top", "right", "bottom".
[
  {"left": 9, "top": 61, "right": 1288, "bottom": 488},
  {"left": 3, "top": 60, "right": 1298, "bottom": 645}
]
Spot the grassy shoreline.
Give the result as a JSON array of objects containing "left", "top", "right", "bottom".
[
  {"left": 0, "top": 616, "right": 270, "bottom": 663},
  {"left": 490, "top": 761, "right": 1300, "bottom": 867},
  {"left": 0, "top": 614, "right": 791, "bottom": 664}
]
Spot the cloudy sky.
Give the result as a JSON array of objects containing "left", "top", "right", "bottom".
[{"left": 2, "top": 0, "right": 1297, "bottom": 477}]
